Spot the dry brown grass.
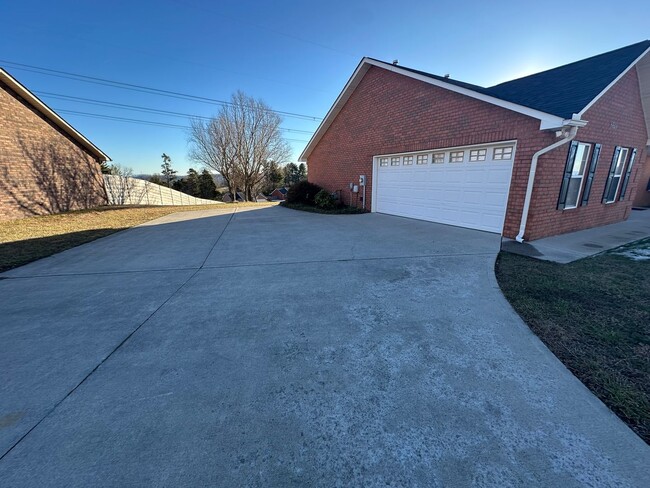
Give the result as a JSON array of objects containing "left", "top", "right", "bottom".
[{"left": 0, "top": 203, "right": 275, "bottom": 272}]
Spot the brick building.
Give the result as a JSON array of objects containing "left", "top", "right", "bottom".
[
  {"left": 0, "top": 68, "right": 109, "bottom": 221},
  {"left": 301, "top": 41, "right": 650, "bottom": 241}
]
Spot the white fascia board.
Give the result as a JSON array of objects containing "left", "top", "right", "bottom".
[
  {"left": 300, "top": 58, "right": 568, "bottom": 161},
  {"left": 577, "top": 46, "right": 650, "bottom": 118},
  {"left": 0, "top": 68, "right": 110, "bottom": 161}
]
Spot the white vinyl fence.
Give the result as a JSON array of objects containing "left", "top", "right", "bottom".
[{"left": 104, "top": 175, "right": 218, "bottom": 206}]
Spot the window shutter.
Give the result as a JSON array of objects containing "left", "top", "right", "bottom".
[
  {"left": 580, "top": 143, "right": 601, "bottom": 206},
  {"left": 602, "top": 146, "right": 621, "bottom": 203},
  {"left": 557, "top": 141, "right": 579, "bottom": 210},
  {"left": 618, "top": 148, "right": 637, "bottom": 200}
]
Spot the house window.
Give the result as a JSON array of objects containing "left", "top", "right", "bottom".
[
  {"left": 493, "top": 146, "right": 513, "bottom": 160},
  {"left": 416, "top": 154, "right": 428, "bottom": 165},
  {"left": 469, "top": 149, "right": 487, "bottom": 162},
  {"left": 563, "top": 143, "right": 591, "bottom": 209},
  {"left": 450, "top": 151, "right": 464, "bottom": 162},
  {"left": 391, "top": 157, "right": 400, "bottom": 166},
  {"left": 403, "top": 155, "right": 413, "bottom": 165},
  {"left": 379, "top": 157, "right": 389, "bottom": 167},
  {"left": 432, "top": 153, "right": 445, "bottom": 164},
  {"left": 604, "top": 147, "right": 629, "bottom": 203}
]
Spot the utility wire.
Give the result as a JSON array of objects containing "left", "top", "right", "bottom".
[
  {"left": 53, "top": 108, "right": 310, "bottom": 143},
  {"left": 0, "top": 59, "right": 323, "bottom": 121},
  {"left": 35, "top": 91, "right": 314, "bottom": 135}
]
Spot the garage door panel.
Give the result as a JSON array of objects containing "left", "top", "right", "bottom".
[{"left": 375, "top": 143, "right": 515, "bottom": 234}]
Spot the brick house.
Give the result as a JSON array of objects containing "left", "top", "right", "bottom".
[
  {"left": 270, "top": 187, "right": 288, "bottom": 201},
  {"left": 300, "top": 41, "right": 650, "bottom": 241},
  {"left": 0, "top": 68, "right": 109, "bottom": 221}
]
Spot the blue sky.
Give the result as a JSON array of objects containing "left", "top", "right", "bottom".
[{"left": 2, "top": 0, "right": 648, "bottom": 174}]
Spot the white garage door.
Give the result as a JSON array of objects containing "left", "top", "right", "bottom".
[{"left": 373, "top": 142, "right": 516, "bottom": 233}]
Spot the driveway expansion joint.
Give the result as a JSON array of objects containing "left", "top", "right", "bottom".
[{"left": 0, "top": 208, "right": 237, "bottom": 461}]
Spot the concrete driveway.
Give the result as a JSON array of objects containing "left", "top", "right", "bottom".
[{"left": 1, "top": 206, "right": 648, "bottom": 487}]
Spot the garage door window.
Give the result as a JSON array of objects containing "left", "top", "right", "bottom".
[
  {"left": 432, "top": 153, "right": 444, "bottom": 164},
  {"left": 469, "top": 149, "right": 486, "bottom": 162},
  {"left": 450, "top": 151, "right": 464, "bottom": 163},
  {"left": 391, "top": 157, "right": 400, "bottom": 166},
  {"left": 379, "top": 157, "right": 389, "bottom": 167},
  {"left": 403, "top": 155, "right": 413, "bottom": 165},
  {"left": 416, "top": 154, "right": 428, "bottom": 165},
  {"left": 493, "top": 146, "right": 513, "bottom": 160}
]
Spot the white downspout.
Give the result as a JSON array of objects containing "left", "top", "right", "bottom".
[{"left": 515, "top": 126, "right": 579, "bottom": 242}]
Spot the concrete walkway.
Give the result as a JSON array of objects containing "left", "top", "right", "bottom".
[
  {"left": 1, "top": 207, "right": 648, "bottom": 487},
  {"left": 502, "top": 208, "right": 650, "bottom": 263}
]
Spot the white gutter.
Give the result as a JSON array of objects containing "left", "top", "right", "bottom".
[{"left": 515, "top": 124, "right": 581, "bottom": 242}]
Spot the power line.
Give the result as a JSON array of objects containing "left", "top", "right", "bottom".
[
  {"left": 0, "top": 59, "right": 323, "bottom": 122},
  {"left": 35, "top": 91, "right": 314, "bottom": 135},
  {"left": 53, "top": 108, "right": 310, "bottom": 143}
]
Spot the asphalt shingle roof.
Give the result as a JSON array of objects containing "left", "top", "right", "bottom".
[{"left": 377, "top": 41, "right": 650, "bottom": 119}]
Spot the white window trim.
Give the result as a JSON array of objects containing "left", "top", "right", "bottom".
[
  {"left": 605, "top": 147, "right": 629, "bottom": 204},
  {"left": 563, "top": 142, "right": 591, "bottom": 210}
]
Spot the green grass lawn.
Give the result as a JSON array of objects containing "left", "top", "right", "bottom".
[
  {"left": 0, "top": 203, "right": 274, "bottom": 272},
  {"left": 496, "top": 240, "right": 650, "bottom": 444}
]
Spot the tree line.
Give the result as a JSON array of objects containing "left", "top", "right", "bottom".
[{"left": 103, "top": 90, "right": 308, "bottom": 202}]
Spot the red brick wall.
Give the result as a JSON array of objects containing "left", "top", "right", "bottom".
[
  {"left": 307, "top": 66, "right": 553, "bottom": 238},
  {"left": 0, "top": 81, "right": 107, "bottom": 221},
  {"left": 525, "top": 67, "right": 648, "bottom": 240},
  {"left": 306, "top": 65, "right": 648, "bottom": 240},
  {"left": 633, "top": 154, "right": 650, "bottom": 207}
]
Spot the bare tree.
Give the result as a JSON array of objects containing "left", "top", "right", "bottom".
[
  {"left": 188, "top": 91, "right": 291, "bottom": 201},
  {"left": 104, "top": 164, "right": 146, "bottom": 205}
]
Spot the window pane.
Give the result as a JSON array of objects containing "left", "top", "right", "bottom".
[
  {"left": 494, "top": 146, "right": 513, "bottom": 160},
  {"left": 432, "top": 153, "right": 444, "bottom": 163},
  {"left": 606, "top": 176, "right": 621, "bottom": 202},
  {"left": 379, "top": 158, "right": 389, "bottom": 166},
  {"left": 469, "top": 149, "right": 486, "bottom": 161},
  {"left": 403, "top": 156, "right": 413, "bottom": 165},
  {"left": 615, "top": 148, "right": 628, "bottom": 175},
  {"left": 450, "top": 151, "right": 464, "bottom": 162},
  {"left": 391, "top": 157, "right": 400, "bottom": 166},
  {"left": 572, "top": 143, "right": 590, "bottom": 176},
  {"left": 565, "top": 177, "right": 582, "bottom": 208},
  {"left": 416, "top": 154, "right": 428, "bottom": 164}
]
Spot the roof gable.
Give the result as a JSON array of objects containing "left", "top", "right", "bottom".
[
  {"left": 300, "top": 41, "right": 650, "bottom": 161},
  {"left": 0, "top": 68, "right": 110, "bottom": 161},
  {"left": 485, "top": 40, "right": 650, "bottom": 119}
]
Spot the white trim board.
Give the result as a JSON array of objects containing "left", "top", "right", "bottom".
[{"left": 0, "top": 68, "right": 110, "bottom": 161}]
